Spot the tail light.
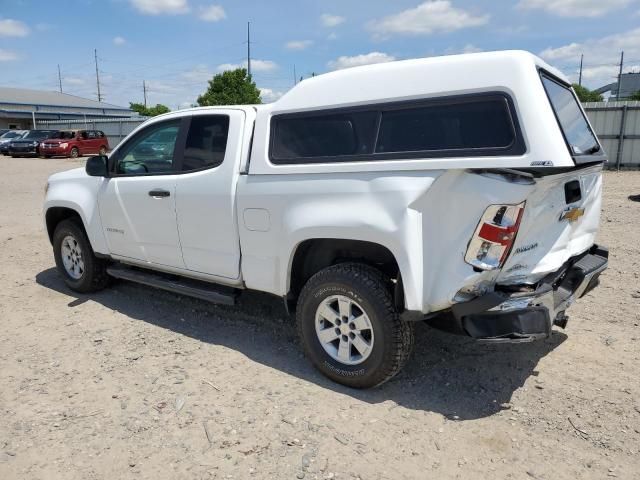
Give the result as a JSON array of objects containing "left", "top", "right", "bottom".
[{"left": 464, "top": 203, "right": 525, "bottom": 271}]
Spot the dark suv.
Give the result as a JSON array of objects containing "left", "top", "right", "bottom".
[{"left": 8, "top": 130, "right": 61, "bottom": 157}]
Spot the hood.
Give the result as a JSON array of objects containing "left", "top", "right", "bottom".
[
  {"left": 42, "top": 139, "right": 66, "bottom": 144},
  {"left": 10, "top": 139, "right": 40, "bottom": 145},
  {"left": 48, "top": 167, "right": 87, "bottom": 183}
]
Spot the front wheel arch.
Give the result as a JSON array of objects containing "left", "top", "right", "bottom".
[{"left": 45, "top": 207, "right": 84, "bottom": 244}]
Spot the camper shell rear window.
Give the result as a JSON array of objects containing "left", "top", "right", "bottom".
[
  {"left": 269, "top": 92, "right": 525, "bottom": 165},
  {"left": 540, "top": 72, "right": 603, "bottom": 164}
]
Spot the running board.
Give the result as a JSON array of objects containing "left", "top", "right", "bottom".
[{"left": 106, "top": 265, "right": 238, "bottom": 305}]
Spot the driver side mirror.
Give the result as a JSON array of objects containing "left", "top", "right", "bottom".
[{"left": 85, "top": 155, "right": 109, "bottom": 177}]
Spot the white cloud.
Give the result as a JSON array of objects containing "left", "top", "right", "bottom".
[
  {"left": 518, "top": 0, "right": 633, "bottom": 18},
  {"left": 368, "top": 1, "right": 489, "bottom": 38},
  {"left": 216, "top": 59, "right": 278, "bottom": 72},
  {"left": 0, "top": 18, "right": 30, "bottom": 37},
  {"left": 260, "top": 88, "right": 285, "bottom": 103},
  {"left": 129, "top": 0, "right": 189, "bottom": 15},
  {"left": 328, "top": 52, "right": 396, "bottom": 70},
  {"left": 320, "top": 13, "right": 345, "bottom": 27},
  {"left": 327, "top": 32, "right": 338, "bottom": 40},
  {"left": 539, "top": 27, "right": 640, "bottom": 87},
  {"left": 65, "top": 76, "right": 86, "bottom": 86},
  {"left": 198, "top": 4, "right": 226, "bottom": 22},
  {"left": 0, "top": 48, "right": 19, "bottom": 61},
  {"left": 181, "top": 64, "right": 214, "bottom": 82},
  {"left": 457, "top": 43, "right": 484, "bottom": 53},
  {"left": 285, "top": 40, "right": 313, "bottom": 51},
  {"left": 113, "top": 36, "right": 126, "bottom": 46}
]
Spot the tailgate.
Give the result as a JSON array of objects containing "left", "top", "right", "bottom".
[{"left": 497, "top": 164, "right": 603, "bottom": 285}]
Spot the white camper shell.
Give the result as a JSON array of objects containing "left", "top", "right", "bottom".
[{"left": 44, "top": 51, "right": 608, "bottom": 388}]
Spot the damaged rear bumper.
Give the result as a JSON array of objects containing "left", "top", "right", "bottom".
[{"left": 450, "top": 244, "right": 608, "bottom": 343}]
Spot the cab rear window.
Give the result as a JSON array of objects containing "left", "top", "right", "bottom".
[{"left": 541, "top": 74, "right": 600, "bottom": 159}]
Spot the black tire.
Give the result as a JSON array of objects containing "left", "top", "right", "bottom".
[
  {"left": 70, "top": 147, "right": 79, "bottom": 158},
  {"left": 52, "top": 219, "right": 110, "bottom": 293},
  {"left": 44, "top": 155, "right": 52, "bottom": 159},
  {"left": 296, "top": 263, "right": 414, "bottom": 388}
]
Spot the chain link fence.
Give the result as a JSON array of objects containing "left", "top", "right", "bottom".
[
  {"left": 35, "top": 117, "right": 147, "bottom": 151},
  {"left": 37, "top": 103, "right": 640, "bottom": 168}
]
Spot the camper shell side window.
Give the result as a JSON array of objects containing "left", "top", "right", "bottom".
[{"left": 269, "top": 92, "right": 526, "bottom": 165}]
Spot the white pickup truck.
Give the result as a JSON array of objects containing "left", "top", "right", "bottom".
[{"left": 44, "top": 51, "right": 608, "bottom": 388}]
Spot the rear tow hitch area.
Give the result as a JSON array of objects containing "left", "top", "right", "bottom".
[{"left": 449, "top": 245, "right": 608, "bottom": 343}]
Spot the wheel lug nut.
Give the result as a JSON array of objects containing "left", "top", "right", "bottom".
[
  {"left": 334, "top": 328, "right": 340, "bottom": 335},
  {"left": 336, "top": 319, "right": 341, "bottom": 325},
  {"left": 349, "top": 323, "right": 355, "bottom": 330},
  {"left": 342, "top": 335, "right": 348, "bottom": 342},
  {"left": 349, "top": 332, "right": 355, "bottom": 340}
]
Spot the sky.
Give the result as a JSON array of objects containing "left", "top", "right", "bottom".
[{"left": 1, "top": 0, "right": 640, "bottom": 109}]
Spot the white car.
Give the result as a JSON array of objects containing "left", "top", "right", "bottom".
[{"left": 44, "top": 51, "right": 608, "bottom": 388}]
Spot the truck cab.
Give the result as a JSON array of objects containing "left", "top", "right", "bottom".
[{"left": 44, "top": 51, "right": 608, "bottom": 388}]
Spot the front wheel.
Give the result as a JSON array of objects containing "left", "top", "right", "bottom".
[
  {"left": 296, "top": 263, "right": 414, "bottom": 388},
  {"left": 52, "top": 219, "right": 110, "bottom": 293},
  {"left": 70, "top": 147, "right": 79, "bottom": 158}
]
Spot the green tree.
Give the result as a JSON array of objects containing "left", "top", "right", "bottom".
[
  {"left": 197, "top": 68, "right": 261, "bottom": 106},
  {"left": 629, "top": 90, "right": 640, "bottom": 101},
  {"left": 129, "top": 102, "right": 170, "bottom": 116},
  {"left": 572, "top": 84, "right": 603, "bottom": 102}
]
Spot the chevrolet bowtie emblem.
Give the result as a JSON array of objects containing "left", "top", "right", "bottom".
[{"left": 560, "top": 207, "right": 585, "bottom": 223}]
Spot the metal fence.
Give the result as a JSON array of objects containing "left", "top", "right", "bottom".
[
  {"left": 36, "top": 102, "right": 640, "bottom": 168},
  {"left": 584, "top": 101, "right": 640, "bottom": 169},
  {"left": 35, "top": 117, "right": 146, "bottom": 150}
]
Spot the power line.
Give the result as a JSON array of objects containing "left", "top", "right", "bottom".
[
  {"left": 94, "top": 48, "right": 103, "bottom": 102},
  {"left": 247, "top": 21, "right": 251, "bottom": 77},
  {"left": 143, "top": 80, "right": 147, "bottom": 108},
  {"left": 616, "top": 51, "right": 624, "bottom": 100},
  {"left": 57, "top": 64, "right": 63, "bottom": 93}
]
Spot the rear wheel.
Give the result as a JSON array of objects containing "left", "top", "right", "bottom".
[
  {"left": 70, "top": 147, "right": 79, "bottom": 158},
  {"left": 52, "top": 219, "right": 110, "bottom": 293},
  {"left": 296, "top": 263, "right": 414, "bottom": 388}
]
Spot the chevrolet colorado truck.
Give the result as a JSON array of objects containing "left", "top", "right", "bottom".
[{"left": 44, "top": 51, "right": 608, "bottom": 388}]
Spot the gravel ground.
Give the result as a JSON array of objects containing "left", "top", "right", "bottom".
[{"left": 0, "top": 156, "right": 639, "bottom": 480}]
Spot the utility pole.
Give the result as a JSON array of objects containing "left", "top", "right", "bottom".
[
  {"left": 94, "top": 48, "right": 103, "bottom": 102},
  {"left": 246, "top": 22, "right": 251, "bottom": 77},
  {"left": 57, "top": 64, "right": 63, "bottom": 93},
  {"left": 578, "top": 54, "right": 583, "bottom": 86},
  {"left": 616, "top": 51, "right": 624, "bottom": 101},
  {"left": 143, "top": 80, "right": 147, "bottom": 108}
]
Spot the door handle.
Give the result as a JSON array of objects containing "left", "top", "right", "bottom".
[{"left": 148, "top": 189, "right": 170, "bottom": 198}]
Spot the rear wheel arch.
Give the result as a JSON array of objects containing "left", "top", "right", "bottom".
[{"left": 286, "top": 238, "right": 404, "bottom": 312}]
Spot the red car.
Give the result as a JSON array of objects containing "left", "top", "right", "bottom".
[{"left": 40, "top": 129, "right": 110, "bottom": 158}]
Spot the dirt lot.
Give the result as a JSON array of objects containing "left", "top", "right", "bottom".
[{"left": 0, "top": 156, "right": 638, "bottom": 480}]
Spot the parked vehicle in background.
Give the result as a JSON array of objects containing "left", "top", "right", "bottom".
[
  {"left": 0, "top": 130, "right": 28, "bottom": 154},
  {"left": 0, "top": 129, "right": 10, "bottom": 137},
  {"left": 40, "top": 130, "right": 109, "bottom": 158},
  {"left": 8, "top": 130, "right": 60, "bottom": 158},
  {"left": 44, "top": 51, "right": 608, "bottom": 388}
]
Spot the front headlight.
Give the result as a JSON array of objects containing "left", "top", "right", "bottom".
[
  {"left": 32, "top": 141, "right": 39, "bottom": 146},
  {"left": 60, "top": 143, "right": 68, "bottom": 148}
]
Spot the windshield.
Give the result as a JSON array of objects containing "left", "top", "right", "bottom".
[
  {"left": 1, "top": 131, "right": 25, "bottom": 139},
  {"left": 23, "top": 130, "right": 56, "bottom": 140},
  {"left": 541, "top": 74, "right": 600, "bottom": 156}
]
